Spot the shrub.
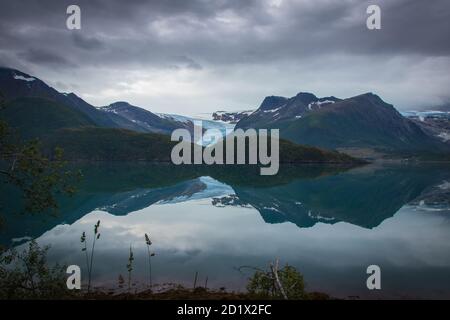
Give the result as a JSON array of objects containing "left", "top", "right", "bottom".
[
  {"left": 246, "top": 264, "right": 306, "bottom": 299},
  {"left": 0, "top": 240, "right": 74, "bottom": 299}
]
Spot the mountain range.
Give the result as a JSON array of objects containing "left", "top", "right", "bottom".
[
  {"left": 0, "top": 67, "right": 195, "bottom": 134},
  {"left": 1, "top": 66, "right": 449, "bottom": 161},
  {"left": 236, "top": 92, "right": 450, "bottom": 159},
  {"left": 0, "top": 67, "right": 358, "bottom": 164}
]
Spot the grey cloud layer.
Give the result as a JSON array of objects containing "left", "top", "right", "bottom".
[{"left": 0, "top": 0, "right": 449, "bottom": 111}]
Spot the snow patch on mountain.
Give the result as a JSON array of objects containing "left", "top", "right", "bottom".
[
  {"left": 402, "top": 110, "right": 450, "bottom": 143},
  {"left": 13, "top": 73, "right": 35, "bottom": 82},
  {"left": 102, "top": 108, "right": 119, "bottom": 114},
  {"left": 438, "top": 132, "right": 450, "bottom": 142},
  {"left": 264, "top": 107, "right": 281, "bottom": 113},
  {"left": 307, "top": 100, "right": 335, "bottom": 110},
  {"left": 307, "top": 210, "right": 336, "bottom": 222},
  {"left": 156, "top": 113, "right": 191, "bottom": 124}
]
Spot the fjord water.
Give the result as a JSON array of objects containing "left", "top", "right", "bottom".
[{"left": 2, "top": 163, "right": 450, "bottom": 299}]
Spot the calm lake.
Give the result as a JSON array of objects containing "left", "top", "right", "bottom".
[{"left": 2, "top": 163, "right": 450, "bottom": 299}]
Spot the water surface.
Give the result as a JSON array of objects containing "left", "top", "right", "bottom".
[{"left": 2, "top": 163, "right": 450, "bottom": 299}]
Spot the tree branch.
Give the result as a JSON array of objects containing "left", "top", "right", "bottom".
[{"left": 270, "top": 259, "right": 288, "bottom": 300}]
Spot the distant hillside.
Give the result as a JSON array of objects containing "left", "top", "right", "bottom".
[
  {"left": 277, "top": 138, "right": 360, "bottom": 164},
  {"left": 99, "top": 101, "right": 193, "bottom": 135},
  {"left": 236, "top": 92, "right": 450, "bottom": 158},
  {"left": 41, "top": 127, "right": 360, "bottom": 164},
  {"left": 402, "top": 110, "right": 450, "bottom": 144},
  {"left": 206, "top": 134, "right": 362, "bottom": 167}
]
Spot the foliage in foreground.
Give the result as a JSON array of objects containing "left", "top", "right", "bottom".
[
  {"left": 0, "top": 239, "right": 328, "bottom": 300},
  {"left": 246, "top": 263, "right": 306, "bottom": 299},
  {"left": 0, "top": 92, "right": 81, "bottom": 222},
  {"left": 0, "top": 240, "right": 75, "bottom": 299}
]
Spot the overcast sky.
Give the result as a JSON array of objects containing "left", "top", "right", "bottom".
[{"left": 1, "top": 0, "right": 449, "bottom": 115}]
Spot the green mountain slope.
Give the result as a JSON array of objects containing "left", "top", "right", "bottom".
[
  {"left": 237, "top": 92, "right": 450, "bottom": 158},
  {"left": 0, "top": 95, "right": 180, "bottom": 162},
  {"left": 42, "top": 127, "right": 177, "bottom": 161},
  {"left": 282, "top": 94, "right": 449, "bottom": 156},
  {"left": 0, "top": 97, "right": 95, "bottom": 139}
]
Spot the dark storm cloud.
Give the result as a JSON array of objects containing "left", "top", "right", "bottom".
[
  {"left": 0, "top": 0, "right": 449, "bottom": 110},
  {"left": 18, "top": 48, "right": 75, "bottom": 67},
  {"left": 72, "top": 33, "right": 104, "bottom": 50},
  {"left": 1, "top": 0, "right": 449, "bottom": 68}
]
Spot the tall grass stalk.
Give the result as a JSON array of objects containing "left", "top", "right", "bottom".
[
  {"left": 144, "top": 233, "right": 155, "bottom": 289},
  {"left": 127, "top": 245, "right": 134, "bottom": 293},
  {"left": 80, "top": 220, "right": 101, "bottom": 293}
]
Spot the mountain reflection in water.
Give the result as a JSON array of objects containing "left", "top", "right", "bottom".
[{"left": 1, "top": 163, "right": 449, "bottom": 299}]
